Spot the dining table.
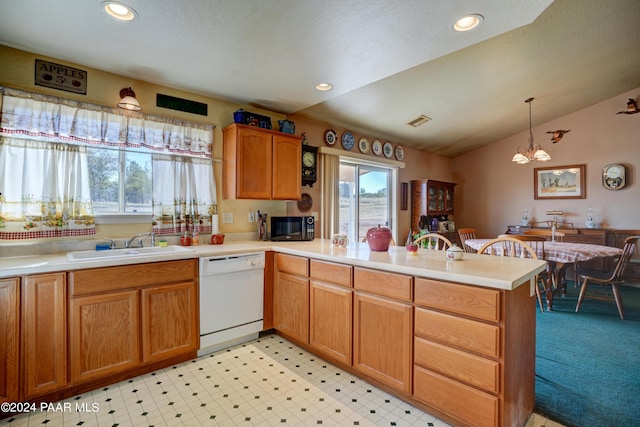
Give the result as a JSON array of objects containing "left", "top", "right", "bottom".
[{"left": 465, "top": 239, "right": 623, "bottom": 311}]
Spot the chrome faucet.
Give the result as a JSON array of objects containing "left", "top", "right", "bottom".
[{"left": 124, "top": 232, "right": 155, "bottom": 248}]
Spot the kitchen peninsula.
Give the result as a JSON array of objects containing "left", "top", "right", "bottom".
[{"left": 1, "top": 240, "right": 545, "bottom": 427}]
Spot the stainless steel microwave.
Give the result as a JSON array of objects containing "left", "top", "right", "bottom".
[{"left": 270, "top": 216, "right": 315, "bottom": 241}]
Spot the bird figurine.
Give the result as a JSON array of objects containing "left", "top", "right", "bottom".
[
  {"left": 546, "top": 129, "right": 571, "bottom": 143},
  {"left": 617, "top": 98, "right": 638, "bottom": 114}
]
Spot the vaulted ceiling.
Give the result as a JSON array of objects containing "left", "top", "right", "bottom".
[{"left": 1, "top": 0, "right": 639, "bottom": 157}]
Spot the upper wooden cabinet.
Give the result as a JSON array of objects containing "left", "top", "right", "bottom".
[
  {"left": 223, "top": 123, "right": 302, "bottom": 200},
  {"left": 411, "top": 180, "right": 456, "bottom": 227}
]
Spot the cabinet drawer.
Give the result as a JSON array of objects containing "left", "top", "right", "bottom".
[
  {"left": 415, "top": 278, "right": 500, "bottom": 323},
  {"left": 69, "top": 260, "right": 197, "bottom": 296},
  {"left": 354, "top": 267, "right": 412, "bottom": 301},
  {"left": 414, "top": 337, "right": 499, "bottom": 393},
  {"left": 276, "top": 253, "right": 308, "bottom": 277},
  {"left": 415, "top": 307, "right": 500, "bottom": 358},
  {"left": 310, "top": 259, "right": 352, "bottom": 287},
  {"left": 414, "top": 366, "right": 498, "bottom": 427}
]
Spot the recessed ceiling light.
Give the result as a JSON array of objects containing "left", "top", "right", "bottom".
[
  {"left": 453, "top": 14, "right": 483, "bottom": 32},
  {"left": 315, "top": 83, "right": 333, "bottom": 91},
  {"left": 102, "top": 1, "right": 138, "bottom": 21}
]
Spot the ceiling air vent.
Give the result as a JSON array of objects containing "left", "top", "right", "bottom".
[{"left": 407, "top": 115, "right": 431, "bottom": 127}]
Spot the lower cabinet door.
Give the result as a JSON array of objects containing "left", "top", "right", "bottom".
[
  {"left": 0, "top": 278, "right": 19, "bottom": 403},
  {"left": 69, "top": 290, "right": 140, "bottom": 384},
  {"left": 309, "top": 281, "right": 352, "bottom": 366},
  {"left": 273, "top": 271, "right": 309, "bottom": 344},
  {"left": 353, "top": 292, "right": 412, "bottom": 394},
  {"left": 141, "top": 281, "right": 198, "bottom": 363},
  {"left": 23, "top": 273, "right": 67, "bottom": 398}
]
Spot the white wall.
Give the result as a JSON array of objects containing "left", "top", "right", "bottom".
[{"left": 452, "top": 87, "right": 640, "bottom": 238}]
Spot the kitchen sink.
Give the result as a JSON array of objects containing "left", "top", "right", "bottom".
[{"left": 67, "top": 245, "right": 194, "bottom": 262}]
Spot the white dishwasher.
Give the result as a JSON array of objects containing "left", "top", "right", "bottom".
[{"left": 198, "top": 252, "right": 265, "bottom": 356}]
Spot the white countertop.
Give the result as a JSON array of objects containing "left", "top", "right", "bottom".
[{"left": 0, "top": 239, "right": 547, "bottom": 291}]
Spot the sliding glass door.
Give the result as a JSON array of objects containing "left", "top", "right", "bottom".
[{"left": 339, "top": 162, "right": 391, "bottom": 243}]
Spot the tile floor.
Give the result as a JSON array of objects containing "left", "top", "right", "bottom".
[{"left": 3, "top": 334, "right": 564, "bottom": 426}]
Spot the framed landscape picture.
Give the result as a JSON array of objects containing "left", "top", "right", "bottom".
[{"left": 534, "top": 164, "right": 586, "bottom": 199}]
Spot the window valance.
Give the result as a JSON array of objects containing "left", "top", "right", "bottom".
[{"left": 0, "top": 87, "right": 214, "bottom": 158}]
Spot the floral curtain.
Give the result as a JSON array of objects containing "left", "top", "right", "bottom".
[
  {"left": 0, "top": 87, "right": 216, "bottom": 240},
  {"left": 151, "top": 154, "right": 217, "bottom": 235},
  {"left": 0, "top": 137, "right": 95, "bottom": 239}
]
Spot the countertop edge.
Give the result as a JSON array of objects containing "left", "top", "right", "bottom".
[{"left": 0, "top": 240, "right": 547, "bottom": 291}]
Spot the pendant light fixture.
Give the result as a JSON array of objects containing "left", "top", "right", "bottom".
[{"left": 511, "top": 97, "right": 550, "bottom": 164}]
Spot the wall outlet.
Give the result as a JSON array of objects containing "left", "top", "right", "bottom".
[
  {"left": 311, "top": 211, "right": 318, "bottom": 221},
  {"left": 222, "top": 212, "right": 233, "bottom": 224},
  {"left": 248, "top": 211, "right": 255, "bottom": 223}
]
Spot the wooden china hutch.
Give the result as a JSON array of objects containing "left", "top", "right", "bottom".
[{"left": 411, "top": 180, "right": 460, "bottom": 245}]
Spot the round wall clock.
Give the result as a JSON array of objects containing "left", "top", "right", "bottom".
[
  {"left": 324, "top": 129, "right": 337, "bottom": 146},
  {"left": 382, "top": 142, "right": 393, "bottom": 158},
  {"left": 358, "top": 137, "right": 370, "bottom": 154},
  {"left": 372, "top": 140, "right": 382, "bottom": 156},
  {"left": 341, "top": 131, "right": 355, "bottom": 151},
  {"left": 602, "top": 163, "right": 626, "bottom": 190}
]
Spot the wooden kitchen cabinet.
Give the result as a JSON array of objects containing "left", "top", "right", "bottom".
[
  {"left": 22, "top": 273, "right": 67, "bottom": 398},
  {"left": 413, "top": 277, "right": 535, "bottom": 427},
  {"left": 0, "top": 278, "right": 19, "bottom": 404},
  {"left": 309, "top": 260, "right": 352, "bottom": 366},
  {"left": 353, "top": 268, "right": 413, "bottom": 394},
  {"left": 223, "top": 123, "right": 302, "bottom": 200},
  {"left": 273, "top": 253, "right": 309, "bottom": 344},
  {"left": 68, "top": 259, "right": 197, "bottom": 385},
  {"left": 69, "top": 290, "right": 140, "bottom": 384},
  {"left": 141, "top": 281, "right": 198, "bottom": 364}
]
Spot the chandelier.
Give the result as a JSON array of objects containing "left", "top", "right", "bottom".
[{"left": 511, "top": 97, "right": 550, "bottom": 164}]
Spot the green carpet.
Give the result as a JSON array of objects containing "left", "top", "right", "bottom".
[{"left": 535, "top": 281, "right": 640, "bottom": 427}]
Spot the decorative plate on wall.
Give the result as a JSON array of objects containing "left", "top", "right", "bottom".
[
  {"left": 394, "top": 146, "right": 404, "bottom": 161},
  {"left": 341, "top": 131, "right": 355, "bottom": 151},
  {"left": 324, "top": 129, "right": 337, "bottom": 146},
  {"left": 358, "top": 137, "right": 370, "bottom": 154},
  {"left": 297, "top": 193, "right": 313, "bottom": 212},
  {"left": 382, "top": 142, "right": 393, "bottom": 158},
  {"left": 372, "top": 140, "right": 382, "bottom": 156}
]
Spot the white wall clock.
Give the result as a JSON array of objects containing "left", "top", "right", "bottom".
[{"left": 602, "top": 163, "right": 626, "bottom": 190}]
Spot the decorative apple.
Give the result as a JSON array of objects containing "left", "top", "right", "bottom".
[{"left": 406, "top": 243, "right": 418, "bottom": 255}]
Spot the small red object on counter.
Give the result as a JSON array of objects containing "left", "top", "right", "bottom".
[
  {"left": 210, "top": 234, "right": 225, "bottom": 245},
  {"left": 180, "top": 232, "right": 192, "bottom": 246}
]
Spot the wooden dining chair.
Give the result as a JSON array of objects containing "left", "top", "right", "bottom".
[
  {"left": 457, "top": 228, "right": 477, "bottom": 253},
  {"left": 479, "top": 236, "right": 547, "bottom": 312},
  {"left": 498, "top": 234, "right": 552, "bottom": 312},
  {"left": 413, "top": 233, "right": 453, "bottom": 251},
  {"left": 574, "top": 235, "right": 639, "bottom": 319}
]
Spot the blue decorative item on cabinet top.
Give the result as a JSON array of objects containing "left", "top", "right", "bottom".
[{"left": 278, "top": 120, "right": 295, "bottom": 134}]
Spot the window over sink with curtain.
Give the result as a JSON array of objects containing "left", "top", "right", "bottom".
[{"left": 0, "top": 87, "right": 217, "bottom": 240}]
